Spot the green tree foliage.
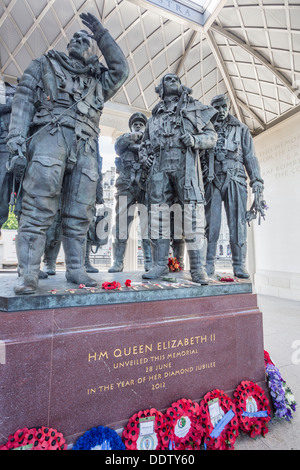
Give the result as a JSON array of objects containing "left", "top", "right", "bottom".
[{"left": 2, "top": 209, "right": 18, "bottom": 230}]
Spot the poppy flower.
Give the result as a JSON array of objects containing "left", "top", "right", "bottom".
[
  {"left": 264, "top": 350, "right": 275, "bottom": 366},
  {"left": 125, "top": 279, "right": 132, "bottom": 287},
  {"left": 122, "top": 408, "right": 170, "bottom": 450},
  {"left": 219, "top": 276, "right": 235, "bottom": 282},
  {"left": 39, "top": 427, "right": 66, "bottom": 450},
  {"left": 167, "top": 257, "right": 182, "bottom": 272},
  {"left": 234, "top": 381, "right": 271, "bottom": 438},
  {"left": 199, "top": 389, "right": 239, "bottom": 450},
  {"left": 123, "top": 438, "right": 136, "bottom": 450},
  {"left": 166, "top": 399, "right": 202, "bottom": 450},
  {"left": 0, "top": 427, "right": 66, "bottom": 450},
  {"left": 102, "top": 281, "right": 121, "bottom": 290}
]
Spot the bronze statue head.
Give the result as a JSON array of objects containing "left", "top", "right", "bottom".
[
  {"left": 155, "top": 74, "right": 182, "bottom": 99},
  {"left": 155, "top": 74, "right": 193, "bottom": 101},
  {"left": 67, "top": 30, "right": 94, "bottom": 62},
  {"left": 129, "top": 112, "right": 147, "bottom": 132},
  {"left": 210, "top": 94, "right": 230, "bottom": 122}
]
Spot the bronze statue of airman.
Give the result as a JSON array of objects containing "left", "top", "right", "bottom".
[{"left": 7, "top": 12, "right": 129, "bottom": 294}]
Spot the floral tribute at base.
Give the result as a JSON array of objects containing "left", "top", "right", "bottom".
[
  {"left": 198, "top": 389, "right": 239, "bottom": 450},
  {"left": 168, "top": 257, "right": 182, "bottom": 272},
  {"left": 2, "top": 351, "right": 296, "bottom": 451},
  {"left": 165, "top": 398, "right": 202, "bottom": 450},
  {"left": 73, "top": 425, "right": 125, "bottom": 450},
  {"left": 234, "top": 380, "right": 271, "bottom": 438},
  {"left": 0, "top": 426, "right": 66, "bottom": 450},
  {"left": 264, "top": 350, "right": 297, "bottom": 422},
  {"left": 122, "top": 408, "right": 170, "bottom": 450}
]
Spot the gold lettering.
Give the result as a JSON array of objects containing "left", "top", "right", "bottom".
[
  {"left": 116, "top": 379, "right": 134, "bottom": 388},
  {"left": 113, "top": 344, "right": 153, "bottom": 358},
  {"left": 156, "top": 334, "right": 214, "bottom": 351},
  {"left": 88, "top": 351, "right": 108, "bottom": 362},
  {"left": 88, "top": 352, "right": 97, "bottom": 362},
  {"left": 98, "top": 384, "right": 114, "bottom": 392}
]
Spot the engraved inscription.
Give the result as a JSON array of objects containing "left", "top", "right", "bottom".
[{"left": 86, "top": 333, "right": 217, "bottom": 396}]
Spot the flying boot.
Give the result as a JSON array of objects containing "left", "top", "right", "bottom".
[
  {"left": 42, "top": 239, "right": 61, "bottom": 275},
  {"left": 142, "top": 239, "right": 169, "bottom": 279},
  {"left": 63, "top": 235, "right": 97, "bottom": 286},
  {"left": 231, "top": 242, "right": 250, "bottom": 279},
  {"left": 14, "top": 232, "right": 46, "bottom": 295},
  {"left": 85, "top": 240, "right": 99, "bottom": 273},
  {"left": 187, "top": 241, "right": 209, "bottom": 285},
  {"left": 108, "top": 241, "right": 127, "bottom": 273},
  {"left": 206, "top": 241, "right": 217, "bottom": 276},
  {"left": 142, "top": 239, "right": 153, "bottom": 272}
]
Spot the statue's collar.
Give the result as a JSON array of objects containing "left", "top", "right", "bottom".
[
  {"left": 47, "top": 50, "right": 108, "bottom": 77},
  {"left": 154, "top": 95, "right": 180, "bottom": 114}
]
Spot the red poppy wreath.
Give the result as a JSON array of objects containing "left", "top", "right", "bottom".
[
  {"left": 122, "top": 408, "right": 170, "bottom": 450},
  {"left": 0, "top": 426, "right": 66, "bottom": 450},
  {"left": 233, "top": 380, "right": 271, "bottom": 438},
  {"left": 165, "top": 398, "right": 202, "bottom": 450},
  {"left": 198, "top": 389, "right": 239, "bottom": 450},
  {"left": 102, "top": 281, "right": 121, "bottom": 290}
]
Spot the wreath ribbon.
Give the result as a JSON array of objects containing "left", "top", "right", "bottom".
[
  {"left": 242, "top": 410, "right": 268, "bottom": 418},
  {"left": 234, "top": 381, "right": 271, "bottom": 438},
  {"left": 198, "top": 389, "right": 239, "bottom": 450},
  {"left": 210, "top": 409, "right": 235, "bottom": 439}
]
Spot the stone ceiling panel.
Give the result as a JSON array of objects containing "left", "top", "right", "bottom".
[{"left": 0, "top": 0, "right": 299, "bottom": 136}]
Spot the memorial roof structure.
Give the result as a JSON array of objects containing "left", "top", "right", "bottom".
[{"left": 0, "top": 0, "right": 299, "bottom": 136}]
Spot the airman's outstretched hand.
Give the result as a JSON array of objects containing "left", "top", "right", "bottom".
[{"left": 80, "top": 12, "right": 105, "bottom": 40}]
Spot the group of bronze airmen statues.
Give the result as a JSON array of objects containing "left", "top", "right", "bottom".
[{"left": 0, "top": 12, "right": 265, "bottom": 295}]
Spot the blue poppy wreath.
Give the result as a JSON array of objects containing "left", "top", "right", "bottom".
[{"left": 73, "top": 425, "right": 125, "bottom": 450}]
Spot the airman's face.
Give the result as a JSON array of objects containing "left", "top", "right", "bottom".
[
  {"left": 163, "top": 74, "right": 181, "bottom": 97},
  {"left": 67, "top": 31, "right": 92, "bottom": 61},
  {"left": 131, "top": 121, "right": 145, "bottom": 133},
  {"left": 212, "top": 99, "right": 230, "bottom": 122}
]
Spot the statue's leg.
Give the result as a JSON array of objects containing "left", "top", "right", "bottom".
[
  {"left": 206, "top": 241, "right": 218, "bottom": 276},
  {"left": 61, "top": 138, "right": 99, "bottom": 286},
  {"left": 224, "top": 182, "right": 249, "bottom": 278},
  {"left": 85, "top": 240, "right": 99, "bottom": 273},
  {"left": 42, "top": 239, "right": 62, "bottom": 275},
  {"left": 142, "top": 238, "right": 170, "bottom": 279},
  {"left": 204, "top": 185, "right": 222, "bottom": 276},
  {"left": 185, "top": 205, "right": 209, "bottom": 285},
  {"left": 142, "top": 170, "right": 171, "bottom": 279},
  {"left": 42, "top": 210, "right": 63, "bottom": 275},
  {"left": 14, "top": 231, "right": 47, "bottom": 295},
  {"left": 137, "top": 188, "right": 152, "bottom": 272},
  {"left": 14, "top": 130, "right": 66, "bottom": 294},
  {"left": 176, "top": 172, "right": 208, "bottom": 284},
  {"left": 0, "top": 166, "right": 11, "bottom": 231},
  {"left": 187, "top": 243, "right": 209, "bottom": 284},
  {"left": 108, "top": 241, "right": 127, "bottom": 273},
  {"left": 108, "top": 191, "right": 134, "bottom": 272},
  {"left": 14, "top": 194, "right": 61, "bottom": 294},
  {"left": 230, "top": 242, "right": 250, "bottom": 278},
  {"left": 141, "top": 238, "right": 152, "bottom": 272}
]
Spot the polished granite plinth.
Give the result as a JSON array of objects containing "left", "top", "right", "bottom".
[{"left": 0, "top": 270, "right": 266, "bottom": 447}]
